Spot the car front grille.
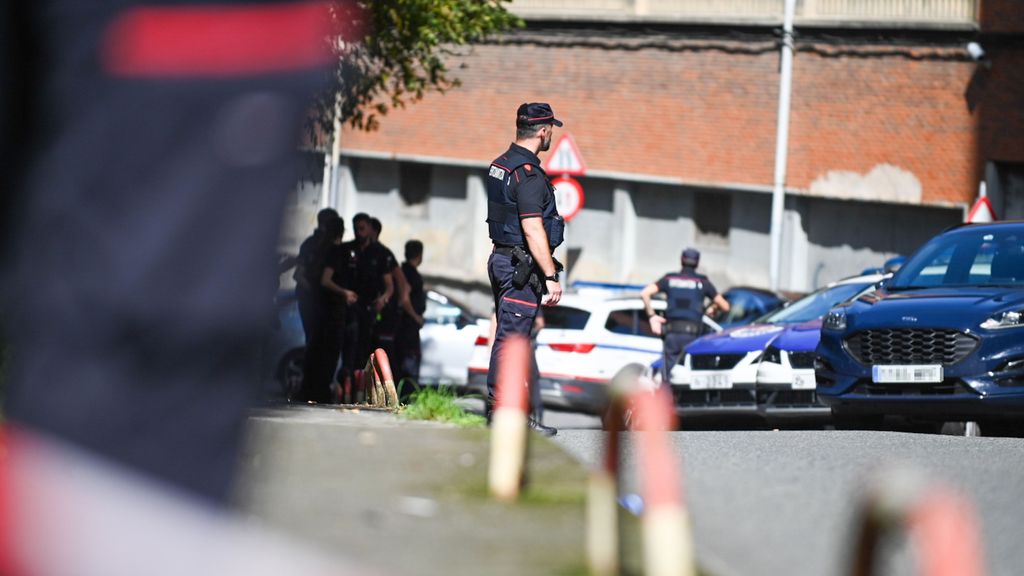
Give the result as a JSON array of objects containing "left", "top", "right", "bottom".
[
  {"left": 844, "top": 329, "right": 978, "bottom": 366},
  {"left": 757, "top": 389, "right": 821, "bottom": 406},
  {"left": 675, "top": 390, "right": 755, "bottom": 407},
  {"left": 850, "top": 380, "right": 976, "bottom": 397},
  {"left": 690, "top": 353, "right": 746, "bottom": 370},
  {"left": 787, "top": 351, "right": 816, "bottom": 369}
]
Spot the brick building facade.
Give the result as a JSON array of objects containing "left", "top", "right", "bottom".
[{"left": 282, "top": 0, "right": 1022, "bottom": 305}]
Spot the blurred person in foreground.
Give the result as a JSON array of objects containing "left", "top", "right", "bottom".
[
  {"left": 0, "top": 2, "right": 361, "bottom": 574},
  {"left": 484, "top": 103, "right": 566, "bottom": 437},
  {"left": 0, "top": 0, "right": 339, "bottom": 503},
  {"left": 641, "top": 248, "right": 730, "bottom": 382}
]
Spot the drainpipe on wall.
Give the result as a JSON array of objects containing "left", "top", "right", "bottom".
[{"left": 769, "top": 0, "right": 796, "bottom": 292}]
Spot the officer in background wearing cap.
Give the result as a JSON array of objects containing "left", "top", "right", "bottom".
[
  {"left": 641, "top": 248, "right": 731, "bottom": 382},
  {"left": 484, "top": 102, "right": 566, "bottom": 437}
]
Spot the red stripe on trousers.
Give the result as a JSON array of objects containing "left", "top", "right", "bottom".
[{"left": 503, "top": 296, "right": 538, "bottom": 308}]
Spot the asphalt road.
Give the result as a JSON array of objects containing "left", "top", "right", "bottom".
[{"left": 552, "top": 428, "right": 1024, "bottom": 576}]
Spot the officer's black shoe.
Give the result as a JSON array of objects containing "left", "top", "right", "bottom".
[{"left": 528, "top": 417, "right": 557, "bottom": 437}]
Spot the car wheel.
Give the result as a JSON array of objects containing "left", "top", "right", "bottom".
[
  {"left": 976, "top": 420, "right": 1024, "bottom": 438},
  {"left": 939, "top": 421, "right": 982, "bottom": 436},
  {"left": 277, "top": 348, "right": 305, "bottom": 400}
]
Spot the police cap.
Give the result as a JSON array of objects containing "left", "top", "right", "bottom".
[
  {"left": 516, "top": 102, "right": 563, "bottom": 127},
  {"left": 681, "top": 248, "right": 701, "bottom": 266}
]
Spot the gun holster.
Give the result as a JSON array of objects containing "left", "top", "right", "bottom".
[
  {"left": 510, "top": 245, "right": 534, "bottom": 290},
  {"left": 512, "top": 248, "right": 566, "bottom": 296}
]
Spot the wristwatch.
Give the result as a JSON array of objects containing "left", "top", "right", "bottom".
[{"left": 544, "top": 272, "right": 559, "bottom": 282}]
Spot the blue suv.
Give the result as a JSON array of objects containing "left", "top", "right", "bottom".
[{"left": 816, "top": 221, "right": 1024, "bottom": 433}]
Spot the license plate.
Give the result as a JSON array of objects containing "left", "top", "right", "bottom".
[
  {"left": 872, "top": 365, "right": 943, "bottom": 384},
  {"left": 792, "top": 370, "right": 816, "bottom": 390},
  {"left": 691, "top": 372, "right": 732, "bottom": 390}
]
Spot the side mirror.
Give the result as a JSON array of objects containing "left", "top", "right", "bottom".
[{"left": 456, "top": 314, "right": 471, "bottom": 329}]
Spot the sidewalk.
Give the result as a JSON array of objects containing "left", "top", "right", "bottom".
[{"left": 236, "top": 404, "right": 592, "bottom": 576}]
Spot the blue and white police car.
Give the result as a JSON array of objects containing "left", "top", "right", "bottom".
[{"left": 467, "top": 292, "right": 721, "bottom": 414}]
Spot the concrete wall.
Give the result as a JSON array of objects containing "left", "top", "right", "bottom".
[{"left": 281, "top": 156, "right": 962, "bottom": 314}]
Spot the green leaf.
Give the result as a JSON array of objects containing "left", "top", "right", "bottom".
[{"left": 311, "top": 0, "right": 522, "bottom": 134}]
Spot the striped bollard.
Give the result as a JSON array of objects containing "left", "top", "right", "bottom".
[
  {"left": 361, "top": 355, "right": 375, "bottom": 405},
  {"left": 373, "top": 348, "right": 399, "bottom": 408},
  {"left": 632, "top": 385, "right": 696, "bottom": 576},
  {"left": 343, "top": 372, "right": 354, "bottom": 405},
  {"left": 488, "top": 335, "right": 530, "bottom": 502},
  {"left": 369, "top": 353, "right": 388, "bottom": 407},
  {"left": 850, "top": 468, "right": 984, "bottom": 576},
  {"left": 587, "top": 363, "right": 647, "bottom": 576}
]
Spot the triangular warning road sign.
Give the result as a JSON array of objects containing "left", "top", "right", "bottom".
[
  {"left": 543, "top": 134, "right": 586, "bottom": 176},
  {"left": 967, "top": 196, "right": 997, "bottom": 223}
]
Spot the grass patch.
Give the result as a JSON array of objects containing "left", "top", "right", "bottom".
[{"left": 399, "top": 386, "right": 486, "bottom": 427}]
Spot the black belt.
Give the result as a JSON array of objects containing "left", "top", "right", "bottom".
[
  {"left": 492, "top": 244, "right": 524, "bottom": 256},
  {"left": 667, "top": 320, "right": 700, "bottom": 334}
]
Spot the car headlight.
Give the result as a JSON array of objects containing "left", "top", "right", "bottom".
[
  {"left": 823, "top": 310, "right": 847, "bottom": 331},
  {"left": 981, "top": 310, "right": 1024, "bottom": 330}
]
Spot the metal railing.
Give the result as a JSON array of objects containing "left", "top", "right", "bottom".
[{"left": 507, "top": 0, "right": 978, "bottom": 27}]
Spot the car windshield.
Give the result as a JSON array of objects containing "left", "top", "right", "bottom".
[
  {"left": 889, "top": 226, "right": 1024, "bottom": 288},
  {"left": 761, "top": 282, "right": 873, "bottom": 324},
  {"left": 543, "top": 305, "right": 591, "bottom": 330},
  {"left": 715, "top": 290, "right": 783, "bottom": 325},
  {"left": 424, "top": 291, "right": 475, "bottom": 325}
]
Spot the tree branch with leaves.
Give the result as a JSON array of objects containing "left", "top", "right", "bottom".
[{"left": 317, "top": 0, "right": 522, "bottom": 136}]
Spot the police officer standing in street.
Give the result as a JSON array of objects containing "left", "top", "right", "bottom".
[
  {"left": 641, "top": 248, "right": 731, "bottom": 382},
  {"left": 485, "top": 102, "right": 566, "bottom": 437}
]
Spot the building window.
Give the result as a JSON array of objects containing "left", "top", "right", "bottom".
[
  {"left": 399, "top": 162, "right": 431, "bottom": 205},
  {"left": 694, "top": 191, "right": 731, "bottom": 242}
]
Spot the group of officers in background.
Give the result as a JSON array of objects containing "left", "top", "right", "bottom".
[{"left": 292, "top": 209, "right": 426, "bottom": 403}]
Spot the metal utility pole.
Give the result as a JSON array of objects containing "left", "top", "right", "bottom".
[
  {"left": 321, "top": 96, "right": 343, "bottom": 209},
  {"left": 769, "top": 0, "right": 796, "bottom": 292}
]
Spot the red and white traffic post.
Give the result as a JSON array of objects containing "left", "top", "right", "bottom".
[{"left": 543, "top": 133, "right": 587, "bottom": 285}]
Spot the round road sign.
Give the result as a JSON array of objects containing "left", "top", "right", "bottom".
[{"left": 551, "top": 176, "right": 584, "bottom": 222}]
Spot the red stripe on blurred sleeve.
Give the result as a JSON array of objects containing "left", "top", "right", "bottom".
[
  {"left": 102, "top": 1, "right": 350, "bottom": 77},
  {"left": 0, "top": 426, "right": 26, "bottom": 576}
]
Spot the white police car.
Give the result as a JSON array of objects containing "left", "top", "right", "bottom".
[{"left": 467, "top": 292, "right": 721, "bottom": 413}]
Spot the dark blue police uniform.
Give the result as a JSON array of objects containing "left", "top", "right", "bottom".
[
  {"left": 485, "top": 141, "right": 564, "bottom": 408},
  {"left": 655, "top": 266, "right": 719, "bottom": 381}
]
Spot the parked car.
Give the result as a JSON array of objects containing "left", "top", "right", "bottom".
[
  {"left": 816, "top": 221, "right": 1024, "bottom": 434},
  {"left": 266, "top": 291, "right": 306, "bottom": 399},
  {"left": 418, "top": 290, "right": 487, "bottom": 387},
  {"left": 861, "top": 255, "right": 907, "bottom": 276},
  {"left": 754, "top": 274, "right": 889, "bottom": 420},
  {"left": 713, "top": 286, "right": 787, "bottom": 328},
  {"left": 266, "top": 289, "right": 484, "bottom": 399},
  {"left": 667, "top": 273, "right": 886, "bottom": 420},
  {"left": 467, "top": 293, "right": 721, "bottom": 413}
]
